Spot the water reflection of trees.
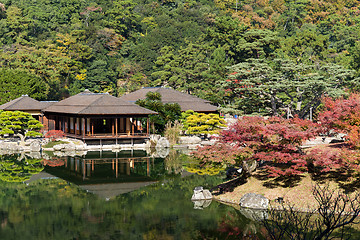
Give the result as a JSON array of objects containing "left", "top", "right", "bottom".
[
  {"left": 0, "top": 154, "right": 43, "bottom": 182},
  {"left": 0, "top": 174, "right": 244, "bottom": 239}
]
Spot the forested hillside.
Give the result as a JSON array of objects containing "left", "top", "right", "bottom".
[{"left": 1, "top": 0, "right": 360, "bottom": 118}]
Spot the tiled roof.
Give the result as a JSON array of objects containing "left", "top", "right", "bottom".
[
  {"left": 120, "top": 87, "right": 218, "bottom": 112},
  {"left": 0, "top": 95, "right": 55, "bottom": 111},
  {"left": 43, "top": 90, "right": 157, "bottom": 115}
]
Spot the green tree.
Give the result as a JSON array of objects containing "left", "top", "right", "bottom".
[
  {"left": 0, "top": 68, "right": 48, "bottom": 104},
  {"left": 104, "top": 0, "right": 140, "bottom": 37},
  {"left": 223, "top": 58, "right": 359, "bottom": 118},
  {"left": 0, "top": 154, "right": 43, "bottom": 182},
  {"left": 136, "top": 92, "right": 181, "bottom": 133},
  {"left": 151, "top": 43, "right": 210, "bottom": 94},
  {"left": 0, "top": 111, "right": 43, "bottom": 138},
  {"left": 277, "top": 26, "right": 329, "bottom": 64}
]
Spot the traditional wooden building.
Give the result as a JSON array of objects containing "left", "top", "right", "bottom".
[
  {"left": 0, "top": 95, "right": 56, "bottom": 131},
  {"left": 42, "top": 90, "right": 157, "bottom": 144},
  {"left": 0, "top": 95, "right": 55, "bottom": 120},
  {"left": 120, "top": 87, "right": 218, "bottom": 113}
]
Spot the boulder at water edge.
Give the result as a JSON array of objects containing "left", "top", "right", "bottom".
[
  {"left": 239, "top": 193, "right": 269, "bottom": 210},
  {"left": 30, "top": 140, "right": 41, "bottom": 152},
  {"left": 156, "top": 137, "right": 170, "bottom": 149},
  {"left": 191, "top": 186, "right": 212, "bottom": 201}
]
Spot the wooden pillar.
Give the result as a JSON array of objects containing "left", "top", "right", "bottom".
[
  {"left": 65, "top": 117, "right": 68, "bottom": 133},
  {"left": 75, "top": 119, "right": 77, "bottom": 135},
  {"left": 115, "top": 118, "right": 118, "bottom": 137},
  {"left": 91, "top": 121, "right": 94, "bottom": 136},
  {"left": 147, "top": 158, "right": 150, "bottom": 176},
  {"left": 112, "top": 118, "right": 114, "bottom": 137},
  {"left": 132, "top": 118, "right": 134, "bottom": 136},
  {"left": 147, "top": 118, "right": 149, "bottom": 135},
  {"left": 82, "top": 160, "right": 86, "bottom": 180},
  {"left": 83, "top": 118, "right": 86, "bottom": 138},
  {"left": 126, "top": 161, "right": 130, "bottom": 175},
  {"left": 116, "top": 159, "right": 118, "bottom": 178}
]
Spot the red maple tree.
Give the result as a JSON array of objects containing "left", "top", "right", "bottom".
[{"left": 192, "top": 116, "right": 320, "bottom": 177}]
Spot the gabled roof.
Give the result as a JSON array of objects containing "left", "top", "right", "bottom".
[
  {"left": 0, "top": 95, "right": 55, "bottom": 111},
  {"left": 43, "top": 90, "right": 157, "bottom": 115},
  {"left": 120, "top": 87, "right": 218, "bottom": 113}
]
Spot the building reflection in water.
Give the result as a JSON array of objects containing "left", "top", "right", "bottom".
[{"left": 42, "top": 150, "right": 177, "bottom": 199}]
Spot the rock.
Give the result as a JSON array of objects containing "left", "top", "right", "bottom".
[
  {"left": 226, "top": 167, "right": 243, "bottom": 179},
  {"left": 243, "top": 160, "right": 257, "bottom": 174},
  {"left": 179, "top": 136, "right": 202, "bottom": 145},
  {"left": 172, "top": 144, "right": 188, "bottom": 149},
  {"left": 202, "top": 189, "right": 212, "bottom": 199},
  {"left": 53, "top": 144, "right": 65, "bottom": 151},
  {"left": 239, "top": 207, "right": 268, "bottom": 221},
  {"left": 144, "top": 140, "right": 152, "bottom": 148},
  {"left": 191, "top": 186, "right": 213, "bottom": 201},
  {"left": 201, "top": 140, "right": 216, "bottom": 146},
  {"left": 149, "top": 134, "right": 161, "bottom": 148},
  {"left": 156, "top": 137, "right": 170, "bottom": 149},
  {"left": 27, "top": 152, "right": 42, "bottom": 159},
  {"left": 75, "top": 143, "right": 87, "bottom": 151},
  {"left": 63, "top": 143, "right": 76, "bottom": 151},
  {"left": 193, "top": 200, "right": 212, "bottom": 209},
  {"left": 0, "top": 142, "right": 23, "bottom": 152},
  {"left": 30, "top": 140, "right": 41, "bottom": 152},
  {"left": 152, "top": 147, "right": 170, "bottom": 158},
  {"left": 239, "top": 193, "right": 269, "bottom": 210}
]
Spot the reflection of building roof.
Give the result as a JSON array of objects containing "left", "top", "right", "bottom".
[
  {"left": 43, "top": 90, "right": 157, "bottom": 115},
  {"left": 0, "top": 95, "right": 55, "bottom": 111},
  {"left": 24, "top": 171, "right": 58, "bottom": 183},
  {"left": 79, "top": 182, "right": 157, "bottom": 199},
  {"left": 120, "top": 87, "right": 218, "bottom": 113}
]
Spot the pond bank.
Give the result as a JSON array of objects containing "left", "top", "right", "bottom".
[{"left": 212, "top": 171, "right": 355, "bottom": 213}]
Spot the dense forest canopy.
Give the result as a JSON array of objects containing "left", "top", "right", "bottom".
[{"left": 1, "top": 0, "right": 360, "bottom": 116}]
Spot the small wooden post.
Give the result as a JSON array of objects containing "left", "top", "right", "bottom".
[{"left": 91, "top": 121, "right": 94, "bottom": 136}]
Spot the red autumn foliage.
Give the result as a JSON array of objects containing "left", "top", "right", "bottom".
[
  {"left": 308, "top": 147, "right": 360, "bottom": 174},
  {"left": 318, "top": 93, "right": 360, "bottom": 148},
  {"left": 192, "top": 116, "right": 320, "bottom": 177},
  {"left": 45, "top": 130, "right": 65, "bottom": 141},
  {"left": 42, "top": 158, "right": 66, "bottom": 167}
]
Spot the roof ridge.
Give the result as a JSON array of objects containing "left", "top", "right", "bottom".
[
  {"left": 78, "top": 94, "right": 104, "bottom": 114},
  {"left": 0, "top": 96, "right": 25, "bottom": 109}
]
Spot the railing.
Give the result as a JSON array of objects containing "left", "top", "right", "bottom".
[{"left": 65, "top": 132, "right": 149, "bottom": 139}]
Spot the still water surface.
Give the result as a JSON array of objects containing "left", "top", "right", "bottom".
[{"left": 0, "top": 150, "right": 261, "bottom": 240}]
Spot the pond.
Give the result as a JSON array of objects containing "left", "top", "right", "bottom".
[{"left": 0, "top": 149, "right": 262, "bottom": 240}]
